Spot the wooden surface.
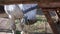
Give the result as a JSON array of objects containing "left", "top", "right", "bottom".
[
  {"left": 0, "top": 18, "right": 12, "bottom": 30},
  {"left": 0, "top": 13, "right": 7, "bottom": 18},
  {"left": 0, "top": 0, "right": 60, "bottom": 8},
  {"left": 42, "top": 10, "right": 59, "bottom": 34}
]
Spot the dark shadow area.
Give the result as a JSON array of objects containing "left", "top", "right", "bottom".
[
  {"left": 0, "top": 5, "right": 5, "bottom": 14},
  {"left": 37, "top": 9, "right": 56, "bottom": 16}
]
